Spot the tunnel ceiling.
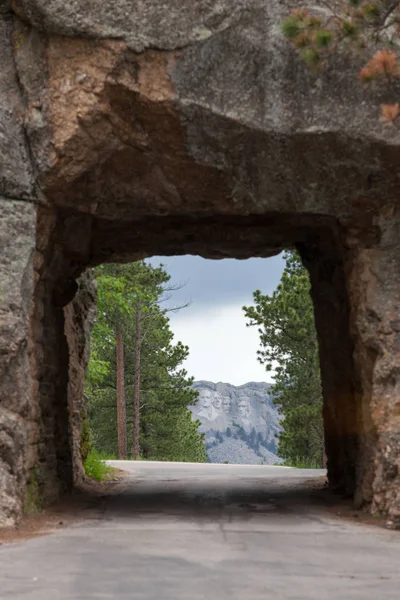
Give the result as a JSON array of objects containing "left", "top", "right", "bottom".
[{"left": 10, "top": 0, "right": 400, "bottom": 267}]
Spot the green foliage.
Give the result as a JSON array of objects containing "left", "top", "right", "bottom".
[
  {"left": 80, "top": 415, "right": 91, "bottom": 462},
  {"left": 341, "top": 20, "right": 358, "bottom": 38},
  {"left": 280, "top": 2, "right": 400, "bottom": 123},
  {"left": 143, "top": 410, "right": 207, "bottom": 462},
  {"left": 300, "top": 47, "right": 321, "bottom": 67},
  {"left": 85, "top": 261, "right": 206, "bottom": 463},
  {"left": 280, "top": 17, "right": 302, "bottom": 40},
  {"left": 282, "top": 456, "right": 322, "bottom": 469},
  {"left": 243, "top": 251, "right": 324, "bottom": 467},
  {"left": 364, "top": 3, "right": 380, "bottom": 19},
  {"left": 24, "top": 469, "right": 42, "bottom": 515},
  {"left": 86, "top": 350, "right": 110, "bottom": 386},
  {"left": 315, "top": 30, "right": 333, "bottom": 49},
  {"left": 83, "top": 450, "right": 114, "bottom": 481}
]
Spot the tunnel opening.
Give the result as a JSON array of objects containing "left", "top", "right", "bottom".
[
  {"left": 2, "top": 0, "right": 400, "bottom": 533},
  {"left": 82, "top": 251, "right": 316, "bottom": 471},
  {"left": 24, "top": 204, "right": 380, "bottom": 526}
]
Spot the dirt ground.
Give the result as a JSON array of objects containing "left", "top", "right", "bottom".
[
  {"left": 305, "top": 477, "right": 388, "bottom": 529},
  {"left": 0, "top": 470, "right": 127, "bottom": 544}
]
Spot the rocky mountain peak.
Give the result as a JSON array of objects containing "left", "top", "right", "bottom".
[{"left": 190, "top": 381, "right": 282, "bottom": 465}]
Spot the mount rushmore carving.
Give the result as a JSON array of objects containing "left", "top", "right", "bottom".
[{"left": 190, "top": 381, "right": 282, "bottom": 465}]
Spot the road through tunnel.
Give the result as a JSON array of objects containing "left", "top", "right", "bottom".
[
  {"left": 28, "top": 207, "right": 390, "bottom": 526},
  {"left": 1, "top": 0, "right": 400, "bottom": 528}
]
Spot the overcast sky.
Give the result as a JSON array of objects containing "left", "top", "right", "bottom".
[{"left": 148, "top": 255, "right": 285, "bottom": 386}]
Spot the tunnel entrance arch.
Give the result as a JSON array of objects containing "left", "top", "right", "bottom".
[
  {"left": 1, "top": 0, "right": 400, "bottom": 528},
  {"left": 31, "top": 207, "right": 379, "bottom": 519}
]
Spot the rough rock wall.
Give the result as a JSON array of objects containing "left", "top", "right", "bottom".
[
  {"left": 29, "top": 205, "right": 96, "bottom": 511},
  {"left": 299, "top": 235, "right": 360, "bottom": 498},
  {"left": 0, "top": 201, "right": 36, "bottom": 526},
  {"left": 0, "top": 0, "right": 400, "bottom": 527},
  {"left": 350, "top": 215, "right": 400, "bottom": 527},
  {"left": 29, "top": 206, "right": 71, "bottom": 507},
  {"left": 64, "top": 272, "right": 97, "bottom": 484},
  {"left": 0, "top": 5, "right": 36, "bottom": 527}
]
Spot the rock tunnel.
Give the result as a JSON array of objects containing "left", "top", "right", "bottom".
[{"left": 1, "top": 0, "right": 400, "bottom": 527}]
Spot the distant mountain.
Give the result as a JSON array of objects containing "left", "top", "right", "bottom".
[{"left": 190, "top": 381, "right": 283, "bottom": 465}]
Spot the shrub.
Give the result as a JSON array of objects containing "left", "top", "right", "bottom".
[
  {"left": 283, "top": 456, "right": 322, "bottom": 469},
  {"left": 80, "top": 415, "right": 91, "bottom": 462},
  {"left": 24, "top": 469, "right": 42, "bottom": 515},
  {"left": 84, "top": 449, "right": 114, "bottom": 481}
]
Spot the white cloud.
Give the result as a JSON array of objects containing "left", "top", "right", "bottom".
[
  {"left": 169, "top": 303, "right": 272, "bottom": 386},
  {"left": 148, "top": 254, "right": 284, "bottom": 386}
]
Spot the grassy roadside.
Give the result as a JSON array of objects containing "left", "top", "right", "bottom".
[
  {"left": 83, "top": 450, "right": 116, "bottom": 481},
  {"left": 274, "top": 457, "right": 323, "bottom": 469}
]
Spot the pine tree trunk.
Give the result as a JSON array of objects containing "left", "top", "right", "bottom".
[
  {"left": 133, "top": 299, "right": 142, "bottom": 459},
  {"left": 116, "top": 330, "right": 127, "bottom": 458},
  {"left": 142, "top": 416, "right": 149, "bottom": 459}
]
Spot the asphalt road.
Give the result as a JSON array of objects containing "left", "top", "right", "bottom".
[{"left": 1, "top": 461, "right": 400, "bottom": 599}]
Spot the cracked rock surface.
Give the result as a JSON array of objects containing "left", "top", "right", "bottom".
[{"left": 1, "top": 1, "right": 400, "bottom": 527}]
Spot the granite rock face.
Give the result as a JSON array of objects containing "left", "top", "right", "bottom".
[
  {"left": 190, "top": 381, "right": 282, "bottom": 465},
  {"left": 0, "top": 5, "right": 34, "bottom": 200},
  {"left": 1, "top": 0, "right": 400, "bottom": 526},
  {"left": 0, "top": 200, "right": 36, "bottom": 526},
  {"left": 11, "top": 0, "right": 252, "bottom": 52},
  {"left": 64, "top": 272, "right": 97, "bottom": 485},
  {"left": 0, "top": 6, "right": 36, "bottom": 526}
]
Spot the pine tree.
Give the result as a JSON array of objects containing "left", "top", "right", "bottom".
[
  {"left": 116, "top": 329, "right": 127, "bottom": 458},
  {"left": 85, "top": 261, "right": 206, "bottom": 462},
  {"left": 132, "top": 298, "right": 142, "bottom": 460},
  {"left": 280, "top": 2, "right": 400, "bottom": 124},
  {"left": 243, "top": 251, "right": 324, "bottom": 467}
]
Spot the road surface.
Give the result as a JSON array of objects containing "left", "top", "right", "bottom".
[{"left": 1, "top": 461, "right": 399, "bottom": 599}]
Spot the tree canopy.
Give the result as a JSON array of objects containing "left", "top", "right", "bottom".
[
  {"left": 243, "top": 252, "right": 324, "bottom": 467},
  {"left": 85, "top": 261, "right": 207, "bottom": 463}
]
